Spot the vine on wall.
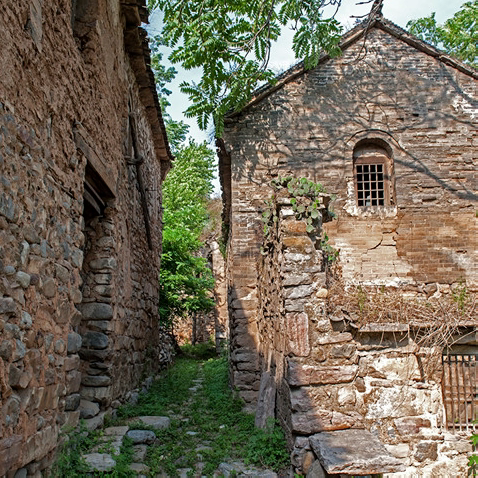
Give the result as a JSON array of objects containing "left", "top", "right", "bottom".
[{"left": 261, "top": 176, "right": 337, "bottom": 260}]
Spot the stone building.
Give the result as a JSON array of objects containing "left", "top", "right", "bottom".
[
  {"left": 220, "top": 15, "right": 477, "bottom": 476},
  {"left": 0, "top": 0, "right": 173, "bottom": 474}
]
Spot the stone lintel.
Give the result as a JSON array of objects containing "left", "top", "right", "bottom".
[
  {"left": 288, "top": 362, "right": 357, "bottom": 386},
  {"left": 359, "top": 323, "right": 409, "bottom": 333},
  {"left": 73, "top": 122, "right": 117, "bottom": 197},
  {"left": 309, "top": 429, "right": 405, "bottom": 475}
]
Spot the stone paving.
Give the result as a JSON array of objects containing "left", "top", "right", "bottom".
[{"left": 81, "top": 374, "right": 279, "bottom": 477}]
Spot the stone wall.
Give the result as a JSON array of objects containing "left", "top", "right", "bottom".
[
  {"left": 221, "top": 18, "right": 477, "bottom": 477},
  {"left": 254, "top": 193, "right": 473, "bottom": 476},
  {"left": 0, "top": 0, "right": 173, "bottom": 474}
]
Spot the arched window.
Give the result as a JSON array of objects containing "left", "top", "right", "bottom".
[{"left": 353, "top": 141, "right": 394, "bottom": 207}]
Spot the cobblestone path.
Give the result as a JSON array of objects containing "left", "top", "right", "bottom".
[{"left": 79, "top": 359, "right": 285, "bottom": 477}]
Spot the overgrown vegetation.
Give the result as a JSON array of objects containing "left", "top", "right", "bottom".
[
  {"left": 327, "top": 279, "right": 476, "bottom": 350},
  {"left": 55, "top": 348, "right": 290, "bottom": 476},
  {"left": 52, "top": 423, "right": 136, "bottom": 478},
  {"left": 150, "top": 38, "right": 218, "bottom": 333},
  {"left": 52, "top": 423, "right": 96, "bottom": 477},
  {"left": 261, "top": 176, "right": 337, "bottom": 261},
  {"left": 142, "top": 355, "right": 289, "bottom": 476},
  {"left": 160, "top": 139, "right": 216, "bottom": 329}
]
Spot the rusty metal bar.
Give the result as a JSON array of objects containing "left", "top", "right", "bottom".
[
  {"left": 443, "top": 354, "right": 478, "bottom": 432},
  {"left": 471, "top": 355, "right": 477, "bottom": 429},
  {"left": 444, "top": 354, "right": 455, "bottom": 431},
  {"left": 472, "top": 355, "right": 476, "bottom": 429},
  {"left": 455, "top": 356, "right": 463, "bottom": 431},
  {"left": 462, "top": 355, "right": 469, "bottom": 430}
]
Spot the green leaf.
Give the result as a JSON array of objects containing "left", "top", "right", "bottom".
[
  {"left": 407, "top": 2, "right": 478, "bottom": 68},
  {"left": 150, "top": 0, "right": 345, "bottom": 134}
]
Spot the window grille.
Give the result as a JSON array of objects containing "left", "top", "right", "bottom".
[
  {"left": 355, "top": 162, "right": 386, "bottom": 207},
  {"left": 353, "top": 141, "right": 393, "bottom": 208},
  {"left": 442, "top": 353, "right": 477, "bottom": 432}
]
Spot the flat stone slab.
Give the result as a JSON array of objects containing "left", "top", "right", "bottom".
[
  {"left": 84, "top": 412, "right": 105, "bottom": 431},
  {"left": 138, "top": 416, "right": 171, "bottom": 429},
  {"left": 92, "top": 436, "right": 123, "bottom": 455},
  {"left": 359, "top": 323, "right": 409, "bottom": 333},
  {"left": 130, "top": 462, "right": 150, "bottom": 473},
  {"left": 126, "top": 429, "right": 156, "bottom": 444},
  {"left": 83, "top": 453, "right": 116, "bottom": 472},
  {"left": 309, "top": 429, "right": 405, "bottom": 475},
  {"left": 133, "top": 444, "right": 148, "bottom": 462},
  {"left": 104, "top": 426, "right": 129, "bottom": 436}
]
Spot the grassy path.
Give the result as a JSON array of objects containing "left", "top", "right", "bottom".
[{"left": 54, "top": 349, "right": 290, "bottom": 477}]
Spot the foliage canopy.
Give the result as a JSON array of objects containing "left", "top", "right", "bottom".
[
  {"left": 407, "top": 1, "right": 477, "bottom": 69},
  {"left": 160, "top": 140, "right": 216, "bottom": 325},
  {"left": 148, "top": 0, "right": 344, "bottom": 134}
]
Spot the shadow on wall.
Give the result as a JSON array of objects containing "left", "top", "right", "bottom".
[
  {"left": 227, "top": 35, "right": 477, "bottom": 204},
  {"left": 226, "top": 192, "right": 472, "bottom": 476},
  {"left": 228, "top": 236, "right": 468, "bottom": 476}
]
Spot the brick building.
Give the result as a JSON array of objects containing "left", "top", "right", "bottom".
[
  {"left": 0, "top": 0, "right": 172, "bottom": 474},
  {"left": 220, "top": 15, "right": 477, "bottom": 476}
]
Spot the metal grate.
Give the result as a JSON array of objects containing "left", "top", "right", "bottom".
[
  {"left": 442, "top": 354, "right": 477, "bottom": 432},
  {"left": 355, "top": 163, "right": 385, "bottom": 207}
]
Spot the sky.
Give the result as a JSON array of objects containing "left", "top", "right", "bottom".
[{"left": 146, "top": 0, "right": 465, "bottom": 191}]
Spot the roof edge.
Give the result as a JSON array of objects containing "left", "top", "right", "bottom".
[
  {"left": 121, "top": 0, "right": 174, "bottom": 170},
  {"left": 225, "top": 16, "right": 477, "bottom": 121}
]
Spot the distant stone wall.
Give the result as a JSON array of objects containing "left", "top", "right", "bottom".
[
  {"left": 174, "top": 240, "right": 228, "bottom": 350},
  {"left": 0, "top": 0, "right": 172, "bottom": 474}
]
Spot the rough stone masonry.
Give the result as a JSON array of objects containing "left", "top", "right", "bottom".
[
  {"left": 220, "top": 16, "right": 477, "bottom": 477},
  {"left": 0, "top": 0, "right": 173, "bottom": 475}
]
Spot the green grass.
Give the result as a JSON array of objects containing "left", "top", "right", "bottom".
[
  {"left": 180, "top": 338, "right": 218, "bottom": 360},
  {"left": 116, "top": 357, "right": 200, "bottom": 419},
  {"left": 53, "top": 345, "right": 290, "bottom": 477},
  {"left": 51, "top": 422, "right": 102, "bottom": 477},
  {"left": 145, "top": 355, "right": 289, "bottom": 476}
]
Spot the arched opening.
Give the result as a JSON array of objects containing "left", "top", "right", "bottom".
[{"left": 353, "top": 140, "right": 394, "bottom": 207}]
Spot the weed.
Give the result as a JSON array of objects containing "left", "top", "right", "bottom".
[
  {"left": 116, "top": 358, "right": 199, "bottom": 419},
  {"left": 53, "top": 346, "right": 290, "bottom": 477},
  {"left": 110, "top": 435, "right": 135, "bottom": 477},
  {"left": 245, "top": 418, "right": 289, "bottom": 470},
  {"left": 357, "top": 285, "right": 367, "bottom": 314},
  {"left": 452, "top": 281, "right": 468, "bottom": 312},
  {"left": 51, "top": 422, "right": 100, "bottom": 477},
  {"left": 181, "top": 338, "right": 217, "bottom": 359}
]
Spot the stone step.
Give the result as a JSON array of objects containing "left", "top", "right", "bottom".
[{"left": 83, "top": 453, "right": 116, "bottom": 472}]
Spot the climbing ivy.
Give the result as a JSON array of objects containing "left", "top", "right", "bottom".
[
  {"left": 261, "top": 176, "right": 338, "bottom": 261},
  {"left": 469, "top": 428, "right": 478, "bottom": 476},
  {"left": 264, "top": 176, "right": 327, "bottom": 233}
]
